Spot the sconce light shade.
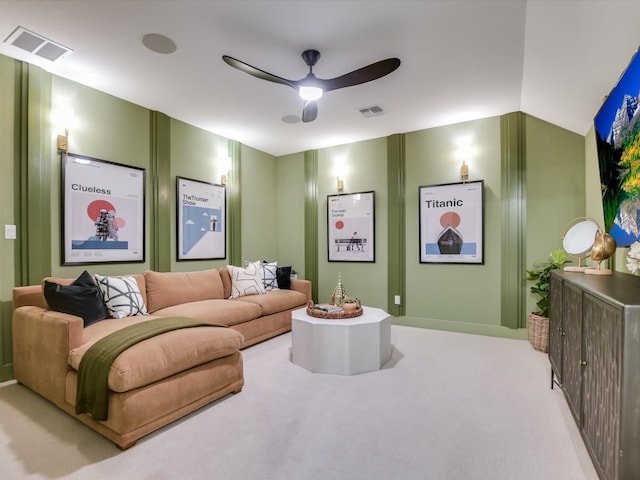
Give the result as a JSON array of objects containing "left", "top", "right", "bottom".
[
  {"left": 53, "top": 107, "right": 74, "bottom": 153},
  {"left": 57, "top": 132, "right": 68, "bottom": 152},
  {"left": 337, "top": 177, "right": 344, "bottom": 191},
  {"left": 460, "top": 161, "right": 469, "bottom": 182},
  {"left": 221, "top": 174, "right": 227, "bottom": 186}
]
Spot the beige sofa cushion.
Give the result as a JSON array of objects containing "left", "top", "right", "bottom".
[
  {"left": 144, "top": 269, "right": 224, "bottom": 312},
  {"left": 68, "top": 317, "right": 243, "bottom": 393},
  {"left": 152, "top": 299, "right": 262, "bottom": 326},
  {"left": 219, "top": 267, "right": 232, "bottom": 299},
  {"left": 233, "top": 289, "right": 308, "bottom": 315}
]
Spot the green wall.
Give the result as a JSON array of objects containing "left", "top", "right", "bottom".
[
  {"left": 169, "top": 118, "right": 230, "bottom": 272},
  {"left": 316, "top": 138, "right": 389, "bottom": 306},
  {"left": 276, "top": 152, "right": 306, "bottom": 279},
  {"left": 0, "top": 52, "right": 593, "bottom": 380},
  {"left": 51, "top": 76, "right": 152, "bottom": 279},
  {"left": 524, "top": 115, "right": 585, "bottom": 315},
  {"left": 240, "top": 144, "right": 278, "bottom": 262},
  {"left": 281, "top": 114, "right": 586, "bottom": 338},
  {"left": 0, "top": 55, "right": 17, "bottom": 379},
  {"left": 403, "top": 117, "right": 505, "bottom": 334}
]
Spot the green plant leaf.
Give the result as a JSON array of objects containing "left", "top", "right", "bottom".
[{"left": 527, "top": 247, "right": 569, "bottom": 318}]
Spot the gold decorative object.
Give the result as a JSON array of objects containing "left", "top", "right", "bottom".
[
  {"left": 585, "top": 228, "right": 617, "bottom": 276},
  {"left": 330, "top": 272, "right": 347, "bottom": 306}
]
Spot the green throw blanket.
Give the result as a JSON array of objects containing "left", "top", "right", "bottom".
[{"left": 76, "top": 317, "right": 227, "bottom": 421}]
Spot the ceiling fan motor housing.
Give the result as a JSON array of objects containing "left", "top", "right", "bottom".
[{"left": 302, "top": 49, "right": 321, "bottom": 68}]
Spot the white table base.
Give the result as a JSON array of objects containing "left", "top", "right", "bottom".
[{"left": 291, "top": 306, "right": 391, "bottom": 375}]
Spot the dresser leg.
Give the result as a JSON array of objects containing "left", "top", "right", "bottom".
[{"left": 550, "top": 368, "right": 560, "bottom": 389}]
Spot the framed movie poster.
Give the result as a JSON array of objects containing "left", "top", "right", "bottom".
[
  {"left": 62, "top": 153, "right": 145, "bottom": 265},
  {"left": 176, "top": 176, "right": 226, "bottom": 260},
  {"left": 419, "top": 180, "right": 484, "bottom": 264},
  {"left": 327, "top": 191, "right": 375, "bottom": 262}
]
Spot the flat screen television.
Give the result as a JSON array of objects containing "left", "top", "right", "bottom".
[{"left": 594, "top": 49, "right": 640, "bottom": 247}]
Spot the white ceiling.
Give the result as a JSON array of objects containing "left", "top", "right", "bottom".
[{"left": 1, "top": 0, "right": 640, "bottom": 157}]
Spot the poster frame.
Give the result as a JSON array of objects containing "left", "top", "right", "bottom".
[
  {"left": 62, "top": 152, "right": 146, "bottom": 265},
  {"left": 327, "top": 190, "right": 375, "bottom": 263},
  {"left": 419, "top": 180, "right": 484, "bottom": 264},
  {"left": 176, "top": 176, "right": 226, "bottom": 261}
]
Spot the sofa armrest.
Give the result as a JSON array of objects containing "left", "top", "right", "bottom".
[
  {"left": 290, "top": 278, "right": 312, "bottom": 303},
  {"left": 13, "top": 284, "right": 48, "bottom": 310},
  {"left": 12, "top": 306, "right": 84, "bottom": 407}
]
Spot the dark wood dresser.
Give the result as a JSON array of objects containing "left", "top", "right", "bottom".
[{"left": 549, "top": 270, "right": 640, "bottom": 480}]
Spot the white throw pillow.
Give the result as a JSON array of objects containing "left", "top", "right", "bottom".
[
  {"left": 260, "top": 261, "right": 279, "bottom": 291},
  {"left": 228, "top": 262, "right": 266, "bottom": 298},
  {"left": 94, "top": 274, "right": 148, "bottom": 318}
]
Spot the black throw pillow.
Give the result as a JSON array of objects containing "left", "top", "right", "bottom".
[
  {"left": 276, "top": 266, "right": 292, "bottom": 289},
  {"left": 43, "top": 270, "right": 107, "bottom": 327}
]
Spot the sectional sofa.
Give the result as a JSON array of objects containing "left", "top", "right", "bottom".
[{"left": 12, "top": 266, "right": 311, "bottom": 449}]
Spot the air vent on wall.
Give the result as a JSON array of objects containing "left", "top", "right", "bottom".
[
  {"left": 4, "top": 26, "right": 73, "bottom": 62},
  {"left": 358, "top": 104, "right": 385, "bottom": 118}
]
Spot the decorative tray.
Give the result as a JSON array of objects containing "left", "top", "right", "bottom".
[{"left": 306, "top": 300, "right": 363, "bottom": 319}]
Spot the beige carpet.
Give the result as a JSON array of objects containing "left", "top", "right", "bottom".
[{"left": 0, "top": 325, "right": 598, "bottom": 479}]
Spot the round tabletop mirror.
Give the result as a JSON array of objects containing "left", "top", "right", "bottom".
[{"left": 562, "top": 218, "right": 599, "bottom": 272}]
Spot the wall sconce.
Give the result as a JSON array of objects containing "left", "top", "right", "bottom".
[
  {"left": 57, "top": 128, "right": 69, "bottom": 153},
  {"left": 219, "top": 156, "right": 231, "bottom": 186},
  {"left": 53, "top": 107, "right": 75, "bottom": 154},
  {"left": 460, "top": 161, "right": 469, "bottom": 182},
  {"left": 337, "top": 176, "right": 344, "bottom": 191}
]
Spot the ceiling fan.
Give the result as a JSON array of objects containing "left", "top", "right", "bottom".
[{"left": 222, "top": 49, "right": 401, "bottom": 122}]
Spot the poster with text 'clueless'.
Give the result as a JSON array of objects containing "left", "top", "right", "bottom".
[
  {"left": 419, "top": 180, "right": 484, "bottom": 264},
  {"left": 63, "top": 153, "right": 145, "bottom": 265}
]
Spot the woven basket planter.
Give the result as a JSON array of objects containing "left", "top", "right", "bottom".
[{"left": 528, "top": 312, "right": 549, "bottom": 353}]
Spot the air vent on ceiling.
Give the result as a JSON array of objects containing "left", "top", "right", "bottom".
[
  {"left": 358, "top": 105, "right": 385, "bottom": 118},
  {"left": 4, "top": 26, "right": 73, "bottom": 62}
]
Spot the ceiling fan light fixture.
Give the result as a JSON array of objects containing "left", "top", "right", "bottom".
[
  {"left": 299, "top": 86, "right": 323, "bottom": 101},
  {"left": 222, "top": 49, "right": 400, "bottom": 122}
]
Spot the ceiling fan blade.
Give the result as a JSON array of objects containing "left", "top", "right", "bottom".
[
  {"left": 302, "top": 101, "right": 318, "bottom": 123},
  {"left": 317, "top": 58, "right": 401, "bottom": 92},
  {"left": 222, "top": 55, "right": 297, "bottom": 89}
]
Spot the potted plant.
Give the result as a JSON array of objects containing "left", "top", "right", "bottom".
[
  {"left": 342, "top": 297, "right": 360, "bottom": 313},
  {"left": 526, "top": 248, "right": 570, "bottom": 352}
]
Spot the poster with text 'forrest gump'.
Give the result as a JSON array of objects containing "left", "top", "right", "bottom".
[{"left": 328, "top": 191, "right": 375, "bottom": 262}]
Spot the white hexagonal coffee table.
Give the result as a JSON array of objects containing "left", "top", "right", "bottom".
[{"left": 291, "top": 306, "right": 391, "bottom": 375}]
